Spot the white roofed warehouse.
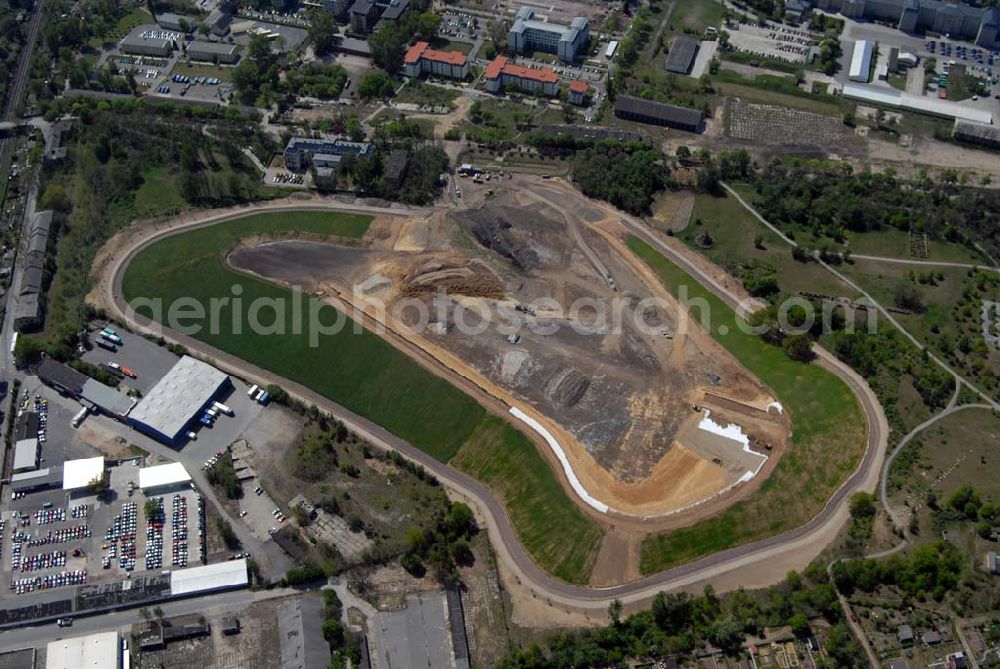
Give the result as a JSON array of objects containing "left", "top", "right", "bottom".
[
  {"left": 128, "top": 356, "right": 231, "bottom": 445},
  {"left": 46, "top": 631, "right": 121, "bottom": 669},
  {"left": 62, "top": 456, "right": 106, "bottom": 492},
  {"left": 139, "top": 462, "right": 193, "bottom": 495}
]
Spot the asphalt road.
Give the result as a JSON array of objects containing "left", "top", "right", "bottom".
[{"left": 100, "top": 196, "right": 889, "bottom": 611}]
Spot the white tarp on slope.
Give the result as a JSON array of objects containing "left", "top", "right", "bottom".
[
  {"left": 697, "top": 410, "right": 768, "bottom": 482},
  {"left": 509, "top": 407, "right": 610, "bottom": 513}
]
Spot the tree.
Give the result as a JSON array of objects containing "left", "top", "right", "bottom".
[
  {"left": 322, "top": 618, "right": 345, "bottom": 647},
  {"left": 608, "top": 599, "right": 623, "bottom": 626},
  {"left": 357, "top": 70, "right": 396, "bottom": 100},
  {"left": 849, "top": 492, "right": 876, "bottom": 519},
  {"left": 789, "top": 612, "right": 811, "bottom": 637},
  {"left": 782, "top": 333, "right": 814, "bottom": 362},
  {"left": 309, "top": 9, "right": 339, "bottom": 55}
]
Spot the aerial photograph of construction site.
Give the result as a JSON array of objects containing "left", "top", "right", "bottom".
[{"left": 229, "top": 183, "right": 789, "bottom": 523}]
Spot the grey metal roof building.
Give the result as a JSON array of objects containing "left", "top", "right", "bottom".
[
  {"left": 12, "top": 438, "right": 39, "bottom": 473},
  {"left": 11, "top": 467, "right": 62, "bottom": 492},
  {"left": 128, "top": 356, "right": 230, "bottom": 444},
  {"left": 157, "top": 13, "right": 197, "bottom": 32},
  {"left": 81, "top": 378, "right": 136, "bottom": 417},
  {"left": 381, "top": 0, "right": 410, "bottom": 21},
  {"left": 37, "top": 358, "right": 88, "bottom": 396},
  {"left": 186, "top": 40, "right": 241, "bottom": 64},
  {"left": 278, "top": 595, "right": 331, "bottom": 669},
  {"left": 666, "top": 36, "right": 699, "bottom": 74},
  {"left": 614, "top": 96, "right": 703, "bottom": 132}
]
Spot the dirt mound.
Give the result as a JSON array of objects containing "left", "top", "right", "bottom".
[
  {"left": 401, "top": 260, "right": 505, "bottom": 299},
  {"left": 453, "top": 207, "right": 541, "bottom": 271},
  {"left": 547, "top": 369, "right": 591, "bottom": 408}
]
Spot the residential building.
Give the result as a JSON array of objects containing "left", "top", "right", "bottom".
[
  {"left": 403, "top": 41, "right": 469, "bottom": 79},
  {"left": 484, "top": 56, "right": 559, "bottom": 96},
  {"left": 568, "top": 80, "right": 588, "bottom": 105},
  {"left": 809, "top": 0, "right": 1000, "bottom": 48},
  {"left": 349, "top": 0, "right": 379, "bottom": 33},
  {"left": 613, "top": 95, "right": 703, "bottom": 132},
  {"left": 120, "top": 25, "right": 178, "bottom": 57},
  {"left": 283, "top": 137, "right": 376, "bottom": 174},
  {"left": 507, "top": 8, "right": 589, "bottom": 62},
  {"left": 665, "top": 35, "right": 699, "bottom": 74},
  {"left": 186, "top": 40, "right": 241, "bottom": 64},
  {"left": 205, "top": 7, "right": 232, "bottom": 36},
  {"left": 380, "top": 0, "right": 410, "bottom": 22},
  {"left": 384, "top": 150, "right": 409, "bottom": 191},
  {"left": 13, "top": 210, "right": 52, "bottom": 331},
  {"left": 157, "top": 13, "right": 197, "bottom": 32},
  {"left": 987, "top": 551, "right": 1000, "bottom": 574},
  {"left": 922, "top": 630, "right": 943, "bottom": 646},
  {"left": 897, "top": 624, "right": 914, "bottom": 645}
]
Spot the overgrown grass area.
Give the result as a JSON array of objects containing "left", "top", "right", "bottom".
[
  {"left": 132, "top": 166, "right": 189, "bottom": 218},
  {"left": 629, "top": 237, "right": 866, "bottom": 573},
  {"left": 170, "top": 61, "right": 236, "bottom": 83},
  {"left": 394, "top": 80, "right": 461, "bottom": 108},
  {"left": 669, "top": 0, "right": 724, "bottom": 33},
  {"left": 713, "top": 79, "right": 844, "bottom": 116},
  {"left": 451, "top": 417, "right": 603, "bottom": 583},
  {"left": 681, "top": 192, "right": 857, "bottom": 299},
  {"left": 123, "top": 210, "right": 602, "bottom": 583}
]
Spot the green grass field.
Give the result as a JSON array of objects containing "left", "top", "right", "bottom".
[
  {"left": 133, "top": 167, "right": 188, "bottom": 218},
  {"left": 123, "top": 210, "right": 602, "bottom": 583},
  {"left": 629, "top": 237, "right": 866, "bottom": 573},
  {"left": 670, "top": 0, "right": 724, "bottom": 32},
  {"left": 451, "top": 417, "right": 603, "bottom": 583},
  {"left": 171, "top": 62, "right": 236, "bottom": 83}
]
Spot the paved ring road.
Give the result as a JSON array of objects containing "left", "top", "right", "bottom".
[{"left": 101, "top": 200, "right": 888, "bottom": 611}]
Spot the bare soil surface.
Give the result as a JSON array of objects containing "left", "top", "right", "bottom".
[{"left": 227, "top": 182, "right": 790, "bottom": 522}]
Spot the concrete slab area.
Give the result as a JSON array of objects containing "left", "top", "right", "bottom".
[{"left": 374, "top": 591, "right": 458, "bottom": 669}]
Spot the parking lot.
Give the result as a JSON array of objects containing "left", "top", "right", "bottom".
[
  {"left": 726, "top": 21, "right": 814, "bottom": 64},
  {"left": 82, "top": 327, "right": 181, "bottom": 396},
  {"left": 2, "top": 460, "right": 209, "bottom": 598}
]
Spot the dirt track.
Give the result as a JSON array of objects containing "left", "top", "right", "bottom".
[{"left": 92, "top": 185, "right": 887, "bottom": 608}]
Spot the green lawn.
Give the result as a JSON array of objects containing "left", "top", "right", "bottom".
[
  {"left": 432, "top": 38, "right": 473, "bottom": 55},
  {"left": 171, "top": 62, "right": 236, "bottom": 83},
  {"left": 670, "top": 0, "right": 724, "bottom": 32},
  {"left": 844, "top": 228, "right": 986, "bottom": 264},
  {"left": 629, "top": 238, "right": 866, "bottom": 573},
  {"left": 123, "top": 210, "right": 602, "bottom": 583},
  {"left": 451, "top": 417, "right": 603, "bottom": 583},
  {"left": 394, "top": 81, "right": 460, "bottom": 108}
]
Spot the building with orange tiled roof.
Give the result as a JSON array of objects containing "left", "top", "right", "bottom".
[
  {"left": 403, "top": 41, "right": 469, "bottom": 80},
  {"left": 483, "top": 56, "right": 560, "bottom": 96},
  {"left": 568, "top": 80, "right": 588, "bottom": 105}
]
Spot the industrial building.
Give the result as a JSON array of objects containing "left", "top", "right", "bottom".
[
  {"left": 665, "top": 35, "right": 700, "bottom": 75},
  {"left": 46, "top": 631, "right": 121, "bottom": 669},
  {"left": 13, "top": 210, "right": 52, "bottom": 331},
  {"left": 186, "top": 40, "right": 241, "bottom": 64},
  {"left": 128, "top": 355, "right": 231, "bottom": 445},
  {"left": 403, "top": 41, "right": 469, "bottom": 80},
  {"left": 169, "top": 559, "right": 249, "bottom": 597},
  {"left": 508, "top": 8, "right": 589, "bottom": 63},
  {"left": 11, "top": 467, "right": 62, "bottom": 493},
  {"left": 484, "top": 56, "right": 560, "bottom": 96},
  {"left": 36, "top": 358, "right": 135, "bottom": 417},
  {"left": 62, "top": 456, "right": 106, "bottom": 492},
  {"left": 283, "top": 137, "right": 375, "bottom": 175},
  {"left": 953, "top": 119, "right": 1000, "bottom": 148},
  {"left": 842, "top": 82, "right": 993, "bottom": 123},
  {"left": 849, "top": 39, "right": 875, "bottom": 82},
  {"left": 12, "top": 438, "right": 39, "bottom": 474},
  {"left": 808, "top": 0, "right": 999, "bottom": 48},
  {"left": 278, "top": 595, "right": 332, "bottom": 669},
  {"left": 119, "top": 26, "right": 179, "bottom": 57},
  {"left": 139, "top": 462, "right": 193, "bottom": 495},
  {"left": 614, "top": 96, "right": 703, "bottom": 132}
]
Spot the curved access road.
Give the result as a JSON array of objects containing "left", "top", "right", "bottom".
[{"left": 98, "top": 196, "right": 887, "bottom": 612}]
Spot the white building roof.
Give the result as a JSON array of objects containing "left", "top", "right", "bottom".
[
  {"left": 46, "top": 631, "right": 120, "bottom": 669},
  {"left": 842, "top": 82, "right": 994, "bottom": 124},
  {"left": 170, "top": 559, "right": 248, "bottom": 596},
  {"left": 62, "top": 456, "right": 106, "bottom": 491},
  {"left": 849, "top": 40, "right": 874, "bottom": 81},
  {"left": 129, "top": 356, "right": 229, "bottom": 440},
  {"left": 12, "top": 438, "right": 38, "bottom": 471},
  {"left": 139, "top": 462, "right": 191, "bottom": 491}
]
